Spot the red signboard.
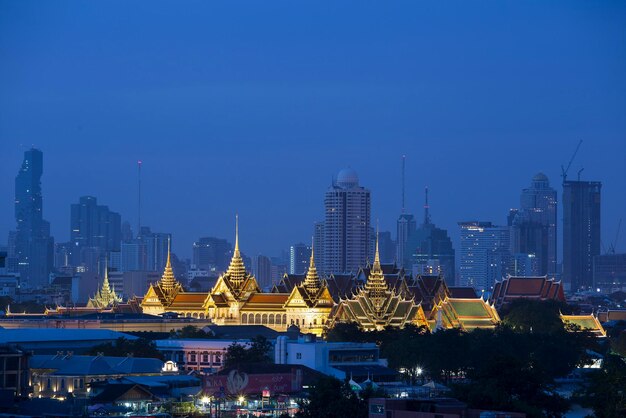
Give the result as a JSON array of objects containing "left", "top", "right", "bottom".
[{"left": 204, "top": 369, "right": 302, "bottom": 395}]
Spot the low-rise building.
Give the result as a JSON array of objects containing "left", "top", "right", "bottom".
[
  {"left": 29, "top": 353, "right": 166, "bottom": 399},
  {"left": 275, "top": 335, "right": 398, "bottom": 382},
  {"left": 0, "top": 329, "right": 137, "bottom": 354}
]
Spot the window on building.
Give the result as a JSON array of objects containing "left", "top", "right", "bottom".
[
  {"left": 296, "top": 353, "right": 302, "bottom": 360},
  {"left": 190, "top": 354, "right": 196, "bottom": 362}
]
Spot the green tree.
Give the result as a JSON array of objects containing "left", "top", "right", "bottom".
[
  {"left": 325, "top": 322, "right": 370, "bottom": 342},
  {"left": 88, "top": 337, "right": 164, "bottom": 360},
  {"left": 296, "top": 375, "right": 366, "bottom": 418},
  {"left": 582, "top": 353, "right": 626, "bottom": 418},
  {"left": 224, "top": 335, "right": 273, "bottom": 368},
  {"left": 502, "top": 299, "right": 566, "bottom": 334},
  {"left": 169, "top": 325, "right": 213, "bottom": 339}
]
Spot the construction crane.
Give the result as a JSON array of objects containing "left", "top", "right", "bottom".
[{"left": 561, "top": 139, "right": 583, "bottom": 183}]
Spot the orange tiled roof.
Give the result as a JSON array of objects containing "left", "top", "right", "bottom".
[
  {"left": 169, "top": 292, "right": 207, "bottom": 307},
  {"left": 245, "top": 293, "right": 289, "bottom": 304}
]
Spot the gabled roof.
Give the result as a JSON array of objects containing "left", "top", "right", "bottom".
[
  {"left": 29, "top": 354, "right": 163, "bottom": 376},
  {"left": 561, "top": 314, "right": 606, "bottom": 337},
  {"left": 597, "top": 310, "right": 626, "bottom": 323},
  {"left": 91, "top": 383, "right": 158, "bottom": 403},
  {"left": 490, "top": 276, "right": 565, "bottom": 308}
]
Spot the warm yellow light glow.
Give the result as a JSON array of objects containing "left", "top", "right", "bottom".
[{"left": 238, "top": 395, "right": 245, "bottom": 403}]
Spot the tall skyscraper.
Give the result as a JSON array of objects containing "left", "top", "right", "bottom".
[
  {"left": 563, "top": 180, "right": 601, "bottom": 291},
  {"left": 120, "top": 226, "right": 171, "bottom": 273},
  {"left": 253, "top": 254, "right": 273, "bottom": 290},
  {"left": 323, "top": 168, "right": 371, "bottom": 274},
  {"left": 289, "top": 243, "right": 311, "bottom": 275},
  {"left": 70, "top": 196, "right": 121, "bottom": 270},
  {"left": 396, "top": 214, "right": 416, "bottom": 268},
  {"left": 313, "top": 221, "right": 325, "bottom": 274},
  {"left": 405, "top": 188, "right": 455, "bottom": 281},
  {"left": 396, "top": 155, "right": 416, "bottom": 268},
  {"left": 13, "top": 148, "right": 54, "bottom": 287},
  {"left": 509, "top": 173, "right": 557, "bottom": 276},
  {"left": 458, "top": 221, "right": 510, "bottom": 291},
  {"left": 192, "top": 237, "right": 233, "bottom": 273}
]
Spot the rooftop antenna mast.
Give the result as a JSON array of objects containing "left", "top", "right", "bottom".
[
  {"left": 424, "top": 187, "right": 431, "bottom": 225},
  {"left": 401, "top": 155, "right": 406, "bottom": 214},
  {"left": 561, "top": 139, "right": 583, "bottom": 183},
  {"left": 137, "top": 160, "right": 142, "bottom": 238}
]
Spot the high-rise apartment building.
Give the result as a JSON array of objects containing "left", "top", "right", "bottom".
[
  {"left": 289, "top": 243, "right": 311, "bottom": 275},
  {"left": 509, "top": 173, "right": 557, "bottom": 276},
  {"left": 12, "top": 148, "right": 54, "bottom": 287},
  {"left": 563, "top": 180, "right": 601, "bottom": 291},
  {"left": 323, "top": 168, "right": 371, "bottom": 274},
  {"left": 458, "top": 221, "right": 510, "bottom": 292}
]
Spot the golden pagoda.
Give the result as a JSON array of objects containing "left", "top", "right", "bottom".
[
  {"left": 141, "top": 237, "right": 197, "bottom": 316},
  {"left": 283, "top": 240, "right": 335, "bottom": 336},
  {"left": 203, "top": 216, "right": 271, "bottom": 324},
  {"left": 87, "top": 261, "right": 123, "bottom": 309},
  {"left": 329, "top": 233, "right": 428, "bottom": 331}
]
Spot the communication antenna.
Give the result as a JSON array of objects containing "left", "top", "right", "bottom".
[
  {"left": 401, "top": 155, "right": 406, "bottom": 214},
  {"left": 137, "top": 160, "right": 142, "bottom": 237}
]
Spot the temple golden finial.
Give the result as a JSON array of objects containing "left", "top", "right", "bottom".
[
  {"left": 159, "top": 235, "right": 178, "bottom": 295},
  {"left": 166, "top": 235, "right": 171, "bottom": 269},
  {"left": 234, "top": 214, "right": 240, "bottom": 256},
  {"left": 309, "top": 236, "right": 315, "bottom": 267},
  {"left": 373, "top": 222, "right": 381, "bottom": 272},
  {"left": 303, "top": 237, "right": 320, "bottom": 294}
]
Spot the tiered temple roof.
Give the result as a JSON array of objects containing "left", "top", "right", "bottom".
[
  {"left": 490, "top": 275, "right": 565, "bottom": 309},
  {"left": 284, "top": 243, "right": 334, "bottom": 310},
  {"left": 205, "top": 216, "right": 261, "bottom": 306},
  {"left": 329, "top": 235, "right": 428, "bottom": 331},
  {"left": 141, "top": 239, "right": 206, "bottom": 315},
  {"left": 87, "top": 263, "right": 123, "bottom": 309}
]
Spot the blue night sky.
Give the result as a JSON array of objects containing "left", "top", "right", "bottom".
[{"left": 1, "top": 1, "right": 625, "bottom": 260}]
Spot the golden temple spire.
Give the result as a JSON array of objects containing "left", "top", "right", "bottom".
[
  {"left": 365, "top": 230, "right": 387, "bottom": 311},
  {"left": 226, "top": 214, "right": 247, "bottom": 287},
  {"left": 373, "top": 227, "right": 381, "bottom": 272},
  {"left": 101, "top": 259, "right": 111, "bottom": 297},
  {"left": 234, "top": 213, "right": 240, "bottom": 257},
  {"left": 160, "top": 236, "right": 177, "bottom": 293},
  {"left": 88, "top": 259, "right": 122, "bottom": 308},
  {"left": 303, "top": 237, "right": 320, "bottom": 294}
]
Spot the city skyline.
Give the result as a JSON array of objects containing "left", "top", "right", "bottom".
[
  {"left": 1, "top": 146, "right": 624, "bottom": 264},
  {"left": 1, "top": 1, "right": 625, "bottom": 260}
]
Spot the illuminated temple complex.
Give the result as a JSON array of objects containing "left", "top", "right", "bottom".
[
  {"left": 139, "top": 217, "right": 500, "bottom": 334},
  {"left": 141, "top": 219, "right": 334, "bottom": 335}
]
